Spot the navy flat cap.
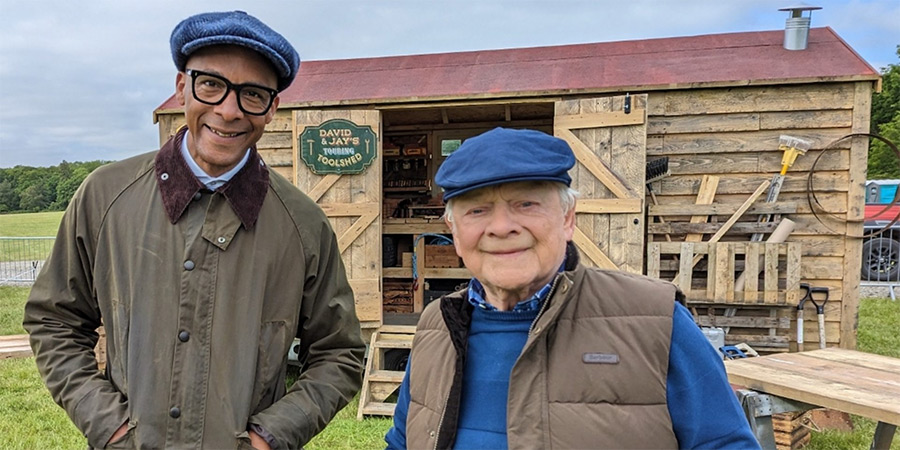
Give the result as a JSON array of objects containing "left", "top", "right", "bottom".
[
  {"left": 171, "top": 11, "right": 300, "bottom": 91},
  {"left": 436, "top": 127, "right": 575, "bottom": 201}
]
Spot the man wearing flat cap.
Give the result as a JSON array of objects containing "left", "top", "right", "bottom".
[
  {"left": 385, "top": 128, "right": 759, "bottom": 449},
  {"left": 24, "top": 11, "right": 364, "bottom": 449}
]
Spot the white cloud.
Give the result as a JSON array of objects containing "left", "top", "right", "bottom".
[{"left": 1, "top": 0, "right": 897, "bottom": 167}]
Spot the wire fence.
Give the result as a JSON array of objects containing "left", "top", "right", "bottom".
[
  {"left": 0, "top": 237, "right": 55, "bottom": 284},
  {"left": 1, "top": 232, "right": 897, "bottom": 299}
]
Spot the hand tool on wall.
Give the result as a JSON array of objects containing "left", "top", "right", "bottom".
[
  {"left": 751, "top": 135, "right": 811, "bottom": 241},
  {"left": 672, "top": 179, "right": 771, "bottom": 283},
  {"left": 645, "top": 157, "right": 672, "bottom": 241},
  {"left": 797, "top": 283, "right": 811, "bottom": 352},
  {"left": 808, "top": 286, "right": 829, "bottom": 349}
]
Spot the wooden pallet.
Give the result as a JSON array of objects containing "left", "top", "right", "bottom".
[
  {"left": 649, "top": 241, "right": 802, "bottom": 353},
  {"left": 648, "top": 241, "right": 802, "bottom": 305},
  {"left": 357, "top": 325, "right": 416, "bottom": 420}
]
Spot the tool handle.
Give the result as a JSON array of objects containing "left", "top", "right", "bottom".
[
  {"left": 817, "top": 314, "right": 827, "bottom": 349},
  {"left": 797, "top": 313, "right": 804, "bottom": 352},
  {"left": 798, "top": 283, "right": 811, "bottom": 308},
  {"left": 810, "top": 286, "right": 829, "bottom": 313}
]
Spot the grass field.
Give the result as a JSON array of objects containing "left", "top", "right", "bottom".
[
  {"left": 0, "top": 211, "right": 63, "bottom": 263},
  {"left": 2, "top": 283, "right": 898, "bottom": 449},
  {"left": 0, "top": 286, "right": 27, "bottom": 335},
  {"left": 0, "top": 211, "right": 64, "bottom": 237}
]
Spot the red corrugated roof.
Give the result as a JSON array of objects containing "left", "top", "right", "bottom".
[{"left": 155, "top": 27, "right": 878, "bottom": 114}]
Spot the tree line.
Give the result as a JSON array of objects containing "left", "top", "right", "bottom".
[
  {"left": 868, "top": 46, "right": 900, "bottom": 179},
  {"left": 0, "top": 160, "right": 109, "bottom": 213}
]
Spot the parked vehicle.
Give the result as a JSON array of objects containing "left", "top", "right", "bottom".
[{"left": 861, "top": 202, "right": 900, "bottom": 282}]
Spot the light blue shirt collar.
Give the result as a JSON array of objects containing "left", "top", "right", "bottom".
[{"left": 180, "top": 130, "right": 251, "bottom": 190}]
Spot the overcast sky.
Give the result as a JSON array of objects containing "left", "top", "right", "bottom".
[{"left": 1, "top": 0, "right": 898, "bottom": 168}]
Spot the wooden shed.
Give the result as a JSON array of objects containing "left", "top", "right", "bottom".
[{"left": 155, "top": 27, "right": 880, "bottom": 352}]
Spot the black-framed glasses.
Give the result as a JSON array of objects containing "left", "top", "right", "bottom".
[{"left": 186, "top": 69, "right": 278, "bottom": 116}]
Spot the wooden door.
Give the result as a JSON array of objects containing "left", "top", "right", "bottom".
[
  {"left": 294, "top": 110, "right": 382, "bottom": 328},
  {"left": 554, "top": 95, "right": 647, "bottom": 274}
]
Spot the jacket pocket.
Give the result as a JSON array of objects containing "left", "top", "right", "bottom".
[
  {"left": 235, "top": 430, "right": 257, "bottom": 450},
  {"left": 104, "top": 422, "right": 136, "bottom": 449},
  {"left": 252, "top": 321, "right": 288, "bottom": 412}
]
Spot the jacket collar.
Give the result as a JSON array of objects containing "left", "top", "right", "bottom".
[{"left": 155, "top": 127, "right": 270, "bottom": 230}]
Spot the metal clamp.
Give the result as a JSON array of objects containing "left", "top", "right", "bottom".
[{"left": 735, "top": 389, "right": 816, "bottom": 450}]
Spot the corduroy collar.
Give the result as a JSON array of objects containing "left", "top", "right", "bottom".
[{"left": 155, "top": 127, "right": 270, "bottom": 230}]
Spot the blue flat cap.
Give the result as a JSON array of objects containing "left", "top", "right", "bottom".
[
  {"left": 171, "top": 11, "right": 300, "bottom": 91},
  {"left": 436, "top": 127, "right": 575, "bottom": 201}
]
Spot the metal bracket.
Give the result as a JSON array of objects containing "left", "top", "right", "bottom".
[
  {"left": 735, "top": 389, "right": 817, "bottom": 450},
  {"left": 623, "top": 93, "right": 631, "bottom": 114}
]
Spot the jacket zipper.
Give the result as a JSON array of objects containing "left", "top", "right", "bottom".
[
  {"left": 529, "top": 273, "right": 564, "bottom": 335},
  {"left": 433, "top": 388, "right": 451, "bottom": 450}
]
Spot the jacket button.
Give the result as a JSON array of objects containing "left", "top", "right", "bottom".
[
  {"left": 178, "top": 330, "right": 190, "bottom": 342},
  {"left": 192, "top": 191, "right": 202, "bottom": 201},
  {"left": 169, "top": 407, "right": 181, "bottom": 418},
  {"left": 183, "top": 260, "right": 195, "bottom": 271},
  {"left": 429, "top": 431, "right": 435, "bottom": 438},
  {"left": 217, "top": 237, "right": 226, "bottom": 244}
]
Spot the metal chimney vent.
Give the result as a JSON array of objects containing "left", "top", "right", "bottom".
[{"left": 778, "top": 4, "right": 822, "bottom": 50}]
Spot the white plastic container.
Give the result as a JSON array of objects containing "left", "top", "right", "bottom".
[{"left": 701, "top": 327, "right": 726, "bottom": 360}]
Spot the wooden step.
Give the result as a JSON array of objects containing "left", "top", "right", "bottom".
[
  {"left": 0, "top": 335, "right": 32, "bottom": 359},
  {"left": 360, "top": 401, "right": 397, "bottom": 416},
  {"left": 377, "top": 325, "right": 417, "bottom": 333},
  {"left": 372, "top": 338, "right": 413, "bottom": 349},
  {"left": 368, "top": 370, "right": 405, "bottom": 383}
]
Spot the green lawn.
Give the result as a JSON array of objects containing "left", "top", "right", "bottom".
[
  {"left": 0, "top": 358, "right": 391, "bottom": 450},
  {"left": 0, "top": 286, "right": 27, "bottom": 335},
  {"left": 0, "top": 211, "right": 63, "bottom": 263},
  {"left": 2, "top": 285, "right": 897, "bottom": 448},
  {"left": 0, "top": 211, "right": 64, "bottom": 237}
]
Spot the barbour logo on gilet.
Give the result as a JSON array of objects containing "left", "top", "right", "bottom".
[{"left": 582, "top": 353, "right": 619, "bottom": 364}]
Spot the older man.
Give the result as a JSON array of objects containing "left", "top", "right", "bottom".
[
  {"left": 385, "top": 127, "right": 759, "bottom": 449},
  {"left": 24, "top": 11, "right": 365, "bottom": 449}
]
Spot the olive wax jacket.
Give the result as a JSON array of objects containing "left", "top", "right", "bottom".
[{"left": 24, "top": 128, "right": 365, "bottom": 449}]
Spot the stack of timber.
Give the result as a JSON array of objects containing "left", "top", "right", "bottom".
[
  {"left": 357, "top": 325, "right": 416, "bottom": 419},
  {"left": 773, "top": 412, "right": 812, "bottom": 450},
  {"left": 383, "top": 280, "right": 414, "bottom": 314}
]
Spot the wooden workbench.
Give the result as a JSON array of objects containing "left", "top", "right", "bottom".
[{"left": 725, "top": 348, "right": 899, "bottom": 449}]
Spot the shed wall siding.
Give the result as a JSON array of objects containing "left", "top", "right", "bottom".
[{"left": 645, "top": 81, "right": 871, "bottom": 349}]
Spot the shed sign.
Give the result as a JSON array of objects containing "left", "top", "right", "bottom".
[{"left": 299, "top": 119, "right": 377, "bottom": 174}]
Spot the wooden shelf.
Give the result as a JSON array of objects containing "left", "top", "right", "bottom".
[
  {"left": 425, "top": 268, "right": 470, "bottom": 279},
  {"left": 383, "top": 220, "right": 450, "bottom": 234},
  {"left": 383, "top": 267, "right": 470, "bottom": 279},
  {"left": 383, "top": 267, "right": 411, "bottom": 278},
  {"left": 384, "top": 186, "right": 430, "bottom": 193}
]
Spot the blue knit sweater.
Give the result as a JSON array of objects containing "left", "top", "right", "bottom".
[{"left": 454, "top": 307, "right": 538, "bottom": 448}]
